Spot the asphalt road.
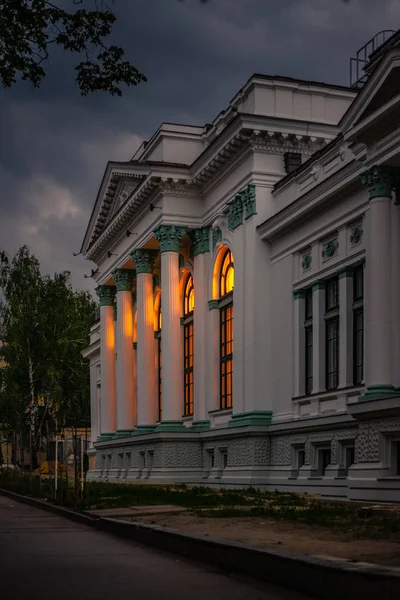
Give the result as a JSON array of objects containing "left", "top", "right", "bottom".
[{"left": 0, "top": 495, "right": 311, "bottom": 600}]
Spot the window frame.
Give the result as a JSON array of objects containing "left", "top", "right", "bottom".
[
  {"left": 352, "top": 264, "right": 364, "bottom": 385},
  {"left": 220, "top": 301, "right": 233, "bottom": 410},
  {"left": 325, "top": 276, "right": 339, "bottom": 391},
  {"left": 304, "top": 287, "right": 313, "bottom": 395}
]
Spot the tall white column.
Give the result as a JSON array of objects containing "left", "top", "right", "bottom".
[
  {"left": 361, "top": 166, "right": 399, "bottom": 399},
  {"left": 113, "top": 269, "right": 136, "bottom": 436},
  {"left": 338, "top": 269, "right": 354, "bottom": 389},
  {"left": 191, "top": 228, "right": 210, "bottom": 429},
  {"left": 154, "top": 225, "right": 187, "bottom": 430},
  {"left": 130, "top": 250, "right": 158, "bottom": 432},
  {"left": 293, "top": 290, "right": 305, "bottom": 398},
  {"left": 89, "top": 363, "right": 99, "bottom": 445},
  {"left": 312, "top": 281, "right": 326, "bottom": 394},
  {"left": 96, "top": 286, "right": 116, "bottom": 439}
]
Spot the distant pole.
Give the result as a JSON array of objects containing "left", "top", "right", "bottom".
[
  {"left": 55, "top": 419, "right": 58, "bottom": 500},
  {"left": 80, "top": 434, "right": 84, "bottom": 496}
]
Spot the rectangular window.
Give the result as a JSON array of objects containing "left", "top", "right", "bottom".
[
  {"left": 320, "top": 448, "right": 331, "bottom": 475},
  {"left": 184, "top": 322, "right": 194, "bottom": 416},
  {"left": 326, "top": 318, "right": 339, "bottom": 390},
  {"left": 305, "top": 326, "right": 313, "bottom": 395},
  {"left": 326, "top": 277, "right": 339, "bottom": 312},
  {"left": 158, "top": 338, "right": 162, "bottom": 422},
  {"left": 220, "top": 304, "right": 233, "bottom": 409},
  {"left": 353, "top": 265, "right": 364, "bottom": 385},
  {"left": 345, "top": 446, "right": 355, "bottom": 472},
  {"left": 298, "top": 449, "right": 306, "bottom": 469},
  {"left": 305, "top": 288, "right": 313, "bottom": 320}
]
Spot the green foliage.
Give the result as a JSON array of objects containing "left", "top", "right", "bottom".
[{"left": 0, "top": 0, "right": 147, "bottom": 95}]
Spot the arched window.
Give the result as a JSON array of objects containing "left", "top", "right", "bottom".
[
  {"left": 183, "top": 273, "right": 194, "bottom": 416},
  {"left": 218, "top": 248, "right": 234, "bottom": 409},
  {"left": 155, "top": 292, "right": 162, "bottom": 421}
]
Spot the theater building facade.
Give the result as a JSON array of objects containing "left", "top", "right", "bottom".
[{"left": 82, "top": 34, "right": 400, "bottom": 501}]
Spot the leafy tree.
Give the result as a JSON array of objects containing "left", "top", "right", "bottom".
[
  {"left": 0, "top": 0, "right": 147, "bottom": 95},
  {"left": 0, "top": 246, "right": 96, "bottom": 469}
]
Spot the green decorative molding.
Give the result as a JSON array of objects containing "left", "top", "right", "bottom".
[
  {"left": 191, "top": 227, "right": 210, "bottom": 257},
  {"left": 301, "top": 254, "right": 312, "bottom": 271},
  {"left": 350, "top": 226, "right": 363, "bottom": 245},
  {"left": 112, "top": 269, "right": 135, "bottom": 292},
  {"left": 191, "top": 420, "right": 211, "bottom": 432},
  {"left": 154, "top": 224, "right": 187, "bottom": 253},
  {"left": 113, "top": 429, "right": 135, "bottom": 439},
  {"left": 113, "top": 302, "right": 117, "bottom": 321},
  {"left": 322, "top": 239, "right": 338, "bottom": 260},
  {"left": 208, "top": 299, "right": 219, "bottom": 311},
  {"left": 338, "top": 267, "right": 354, "bottom": 279},
  {"left": 361, "top": 165, "right": 400, "bottom": 199},
  {"left": 212, "top": 226, "right": 222, "bottom": 250},
  {"left": 130, "top": 249, "right": 158, "bottom": 274},
  {"left": 227, "top": 194, "right": 244, "bottom": 231},
  {"left": 156, "top": 420, "right": 186, "bottom": 432},
  {"left": 133, "top": 342, "right": 137, "bottom": 350},
  {"left": 97, "top": 433, "right": 114, "bottom": 441},
  {"left": 293, "top": 289, "right": 305, "bottom": 300},
  {"left": 243, "top": 184, "right": 257, "bottom": 220},
  {"left": 359, "top": 384, "right": 399, "bottom": 402},
  {"left": 96, "top": 285, "right": 116, "bottom": 307},
  {"left": 131, "top": 425, "right": 157, "bottom": 436},
  {"left": 312, "top": 280, "right": 325, "bottom": 292},
  {"left": 228, "top": 410, "right": 273, "bottom": 428}
]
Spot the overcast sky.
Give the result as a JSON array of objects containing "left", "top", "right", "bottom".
[{"left": 0, "top": 0, "right": 398, "bottom": 291}]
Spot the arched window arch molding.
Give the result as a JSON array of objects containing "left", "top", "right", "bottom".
[{"left": 210, "top": 237, "right": 233, "bottom": 301}]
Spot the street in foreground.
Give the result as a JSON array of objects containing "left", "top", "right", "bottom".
[{"left": 0, "top": 495, "right": 310, "bottom": 600}]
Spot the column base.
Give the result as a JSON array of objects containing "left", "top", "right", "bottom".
[
  {"left": 156, "top": 420, "right": 186, "bottom": 432},
  {"left": 113, "top": 429, "right": 135, "bottom": 439},
  {"left": 191, "top": 420, "right": 211, "bottom": 432},
  {"left": 97, "top": 433, "right": 115, "bottom": 441},
  {"left": 358, "top": 384, "right": 399, "bottom": 402},
  {"left": 228, "top": 410, "right": 273, "bottom": 428},
  {"left": 131, "top": 425, "right": 157, "bottom": 436}
]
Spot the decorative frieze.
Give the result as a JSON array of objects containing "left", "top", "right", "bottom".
[
  {"left": 112, "top": 269, "right": 136, "bottom": 291},
  {"left": 350, "top": 225, "right": 363, "bottom": 246},
  {"left": 242, "top": 184, "right": 257, "bottom": 220},
  {"left": 227, "top": 194, "right": 244, "bottom": 231},
  {"left": 301, "top": 253, "right": 312, "bottom": 272},
  {"left": 212, "top": 226, "right": 222, "bottom": 250},
  {"left": 154, "top": 224, "right": 187, "bottom": 253},
  {"left": 130, "top": 249, "right": 158, "bottom": 274},
  {"left": 361, "top": 165, "right": 400, "bottom": 199},
  {"left": 322, "top": 238, "right": 338, "bottom": 261},
  {"left": 190, "top": 227, "right": 210, "bottom": 257},
  {"left": 96, "top": 285, "right": 116, "bottom": 307}
]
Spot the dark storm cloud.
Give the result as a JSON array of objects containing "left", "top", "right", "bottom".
[{"left": 0, "top": 0, "right": 399, "bottom": 289}]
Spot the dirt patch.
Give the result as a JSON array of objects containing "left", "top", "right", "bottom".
[{"left": 122, "top": 512, "right": 400, "bottom": 568}]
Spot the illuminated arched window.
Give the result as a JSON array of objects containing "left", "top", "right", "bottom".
[
  {"left": 220, "top": 249, "right": 234, "bottom": 298},
  {"left": 182, "top": 272, "right": 194, "bottom": 416},
  {"left": 218, "top": 247, "right": 234, "bottom": 409}
]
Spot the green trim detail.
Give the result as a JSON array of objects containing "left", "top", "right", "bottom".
[
  {"left": 228, "top": 411, "right": 273, "bottom": 428},
  {"left": 293, "top": 289, "right": 305, "bottom": 300},
  {"left": 131, "top": 425, "right": 157, "bottom": 436},
  {"left": 359, "top": 384, "right": 399, "bottom": 402},
  {"left": 361, "top": 166, "right": 400, "bottom": 199},
  {"left": 243, "top": 184, "right": 257, "bottom": 220},
  {"left": 113, "top": 429, "right": 135, "bottom": 439},
  {"left": 130, "top": 249, "right": 158, "bottom": 274},
  {"left": 154, "top": 224, "right": 187, "bottom": 253},
  {"left": 208, "top": 299, "right": 219, "bottom": 311},
  {"left": 191, "top": 227, "right": 210, "bottom": 257},
  {"left": 191, "top": 420, "right": 211, "bottom": 432},
  {"left": 227, "top": 194, "right": 244, "bottom": 231},
  {"left": 322, "top": 239, "right": 338, "bottom": 259},
  {"left": 97, "top": 433, "right": 114, "bottom": 441},
  {"left": 338, "top": 267, "right": 354, "bottom": 279},
  {"left": 312, "top": 280, "right": 325, "bottom": 292},
  {"left": 350, "top": 227, "right": 363, "bottom": 245},
  {"left": 301, "top": 254, "right": 312, "bottom": 271},
  {"left": 212, "top": 226, "right": 222, "bottom": 250},
  {"left": 113, "top": 269, "right": 136, "bottom": 292},
  {"left": 133, "top": 342, "right": 137, "bottom": 350},
  {"left": 96, "top": 285, "right": 116, "bottom": 307},
  {"left": 156, "top": 420, "right": 186, "bottom": 432}
]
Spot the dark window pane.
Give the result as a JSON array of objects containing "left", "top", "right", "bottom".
[
  {"left": 353, "top": 309, "right": 364, "bottom": 385},
  {"left": 220, "top": 303, "right": 233, "bottom": 409},
  {"left": 184, "top": 322, "right": 194, "bottom": 416},
  {"left": 346, "top": 447, "right": 355, "bottom": 471},
  {"left": 326, "top": 277, "right": 339, "bottom": 311},
  {"left": 298, "top": 449, "right": 305, "bottom": 468},
  {"left": 320, "top": 449, "right": 331, "bottom": 475},
  {"left": 305, "top": 326, "right": 313, "bottom": 395},
  {"left": 305, "top": 288, "right": 313, "bottom": 320},
  {"left": 353, "top": 265, "right": 364, "bottom": 302},
  {"left": 326, "top": 318, "right": 339, "bottom": 390}
]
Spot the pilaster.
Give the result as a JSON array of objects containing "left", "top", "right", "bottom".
[
  {"left": 338, "top": 268, "right": 354, "bottom": 389},
  {"left": 293, "top": 290, "right": 305, "bottom": 398},
  {"left": 312, "top": 281, "right": 326, "bottom": 394},
  {"left": 192, "top": 235, "right": 209, "bottom": 422}
]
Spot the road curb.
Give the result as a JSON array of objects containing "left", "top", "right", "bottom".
[{"left": 1, "top": 488, "right": 400, "bottom": 600}]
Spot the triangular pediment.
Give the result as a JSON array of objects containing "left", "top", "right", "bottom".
[{"left": 340, "top": 48, "right": 400, "bottom": 136}]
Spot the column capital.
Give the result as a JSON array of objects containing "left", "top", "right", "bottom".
[
  {"left": 190, "top": 227, "right": 210, "bottom": 257},
  {"left": 361, "top": 165, "right": 400, "bottom": 199},
  {"left": 242, "top": 184, "right": 257, "bottom": 220},
  {"left": 112, "top": 269, "right": 136, "bottom": 292},
  {"left": 227, "top": 194, "right": 244, "bottom": 231},
  {"left": 95, "top": 285, "right": 116, "bottom": 306},
  {"left": 130, "top": 249, "right": 158, "bottom": 274},
  {"left": 293, "top": 289, "right": 305, "bottom": 300},
  {"left": 154, "top": 224, "right": 187, "bottom": 253}
]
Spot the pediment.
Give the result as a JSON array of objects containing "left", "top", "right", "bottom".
[{"left": 340, "top": 48, "right": 400, "bottom": 138}]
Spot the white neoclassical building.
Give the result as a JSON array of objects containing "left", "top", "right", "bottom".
[{"left": 82, "top": 30, "right": 400, "bottom": 501}]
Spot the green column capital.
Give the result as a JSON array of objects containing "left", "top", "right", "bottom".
[
  {"left": 242, "top": 184, "right": 257, "bottom": 220},
  {"left": 130, "top": 249, "right": 158, "bottom": 274},
  {"left": 227, "top": 194, "right": 244, "bottom": 231},
  {"left": 361, "top": 165, "right": 400, "bottom": 199},
  {"left": 212, "top": 226, "right": 222, "bottom": 250},
  {"left": 95, "top": 285, "right": 116, "bottom": 307},
  {"left": 112, "top": 269, "right": 136, "bottom": 292},
  {"left": 190, "top": 227, "right": 210, "bottom": 257},
  {"left": 154, "top": 224, "right": 187, "bottom": 253}
]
